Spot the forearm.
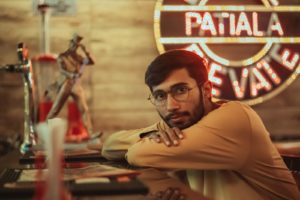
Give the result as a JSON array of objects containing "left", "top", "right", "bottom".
[
  {"left": 85, "top": 53, "right": 95, "bottom": 65},
  {"left": 126, "top": 125, "right": 249, "bottom": 170},
  {"left": 102, "top": 130, "right": 141, "bottom": 160},
  {"left": 80, "top": 45, "right": 95, "bottom": 65},
  {"left": 126, "top": 104, "right": 251, "bottom": 170},
  {"left": 101, "top": 122, "right": 163, "bottom": 160}
]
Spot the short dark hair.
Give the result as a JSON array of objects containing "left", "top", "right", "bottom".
[{"left": 145, "top": 50, "right": 208, "bottom": 91}]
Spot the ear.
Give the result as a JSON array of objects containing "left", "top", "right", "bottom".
[{"left": 202, "top": 81, "right": 212, "bottom": 99}]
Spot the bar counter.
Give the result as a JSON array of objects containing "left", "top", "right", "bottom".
[{"left": 0, "top": 149, "right": 210, "bottom": 200}]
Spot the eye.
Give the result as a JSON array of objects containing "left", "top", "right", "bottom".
[
  {"left": 174, "top": 85, "right": 189, "bottom": 95},
  {"left": 153, "top": 92, "right": 167, "bottom": 101}
]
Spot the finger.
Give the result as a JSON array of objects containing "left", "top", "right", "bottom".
[
  {"left": 155, "top": 191, "right": 163, "bottom": 198},
  {"left": 159, "top": 131, "right": 172, "bottom": 147},
  {"left": 169, "top": 189, "right": 181, "bottom": 200},
  {"left": 149, "top": 134, "right": 162, "bottom": 143},
  {"left": 161, "top": 189, "right": 172, "bottom": 200},
  {"left": 166, "top": 128, "right": 180, "bottom": 146},
  {"left": 173, "top": 127, "right": 184, "bottom": 139}
]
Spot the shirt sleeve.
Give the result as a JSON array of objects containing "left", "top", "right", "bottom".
[
  {"left": 126, "top": 103, "right": 251, "bottom": 170},
  {"left": 101, "top": 120, "right": 168, "bottom": 160}
]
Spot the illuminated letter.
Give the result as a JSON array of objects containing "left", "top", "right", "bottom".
[
  {"left": 184, "top": 0, "right": 199, "bottom": 5},
  {"left": 213, "top": 12, "right": 229, "bottom": 35},
  {"left": 228, "top": 68, "right": 249, "bottom": 99},
  {"left": 257, "top": 60, "right": 281, "bottom": 85},
  {"left": 209, "top": 63, "right": 223, "bottom": 85},
  {"left": 208, "top": 62, "right": 225, "bottom": 97},
  {"left": 267, "top": 13, "right": 284, "bottom": 36},
  {"left": 185, "top": 44, "right": 205, "bottom": 58},
  {"left": 229, "top": 13, "right": 236, "bottom": 36},
  {"left": 252, "top": 12, "right": 264, "bottom": 36},
  {"left": 201, "top": 12, "right": 217, "bottom": 36},
  {"left": 270, "top": 44, "right": 282, "bottom": 63},
  {"left": 268, "top": 0, "right": 279, "bottom": 6},
  {"left": 250, "top": 67, "right": 272, "bottom": 97},
  {"left": 236, "top": 12, "right": 252, "bottom": 36},
  {"left": 185, "top": 12, "right": 202, "bottom": 36},
  {"left": 281, "top": 49, "right": 300, "bottom": 70},
  {"left": 270, "top": 45, "right": 299, "bottom": 71}
]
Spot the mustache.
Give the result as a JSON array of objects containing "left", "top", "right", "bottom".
[{"left": 165, "top": 111, "right": 190, "bottom": 121}]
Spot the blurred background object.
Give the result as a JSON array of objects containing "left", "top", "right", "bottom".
[{"left": 0, "top": 0, "right": 299, "bottom": 144}]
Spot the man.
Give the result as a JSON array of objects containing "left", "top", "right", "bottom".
[
  {"left": 102, "top": 50, "right": 300, "bottom": 200},
  {"left": 45, "top": 34, "right": 95, "bottom": 138}
]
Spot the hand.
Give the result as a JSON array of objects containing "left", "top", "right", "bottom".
[
  {"left": 149, "top": 127, "right": 184, "bottom": 147},
  {"left": 80, "top": 45, "right": 86, "bottom": 51},
  {"left": 79, "top": 44, "right": 88, "bottom": 53},
  {"left": 72, "top": 72, "right": 81, "bottom": 79},
  {"left": 154, "top": 188, "right": 185, "bottom": 200}
]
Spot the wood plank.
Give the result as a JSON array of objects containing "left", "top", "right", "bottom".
[
  {"left": 0, "top": 0, "right": 298, "bottom": 136},
  {"left": 92, "top": 109, "right": 159, "bottom": 134},
  {"left": 254, "top": 78, "right": 300, "bottom": 108},
  {"left": 255, "top": 107, "right": 300, "bottom": 137}
]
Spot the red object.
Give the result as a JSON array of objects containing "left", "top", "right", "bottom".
[
  {"left": 32, "top": 53, "right": 57, "bottom": 62},
  {"left": 33, "top": 153, "right": 71, "bottom": 200},
  {"left": 66, "top": 101, "right": 89, "bottom": 141},
  {"left": 38, "top": 101, "right": 53, "bottom": 122},
  {"left": 33, "top": 53, "right": 57, "bottom": 123},
  {"left": 33, "top": 153, "right": 46, "bottom": 200}
]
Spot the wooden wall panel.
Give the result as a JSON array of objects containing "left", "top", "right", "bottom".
[
  {"left": 0, "top": 0, "right": 299, "bottom": 141},
  {"left": 254, "top": 78, "right": 300, "bottom": 138},
  {"left": 87, "top": 0, "right": 159, "bottom": 133}
]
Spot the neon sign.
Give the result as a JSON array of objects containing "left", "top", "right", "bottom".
[{"left": 154, "top": 0, "right": 300, "bottom": 105}]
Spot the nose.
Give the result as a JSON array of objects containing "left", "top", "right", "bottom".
[{"left": 166, "top": 94, "right": 180, "bottom": 112}]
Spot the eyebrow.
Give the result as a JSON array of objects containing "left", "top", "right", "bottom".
[
  {"left": 153, "top": 82, "right": 189, "bottom": 93},
  {"left": 170, "top": 82, "right": 189, "bottom": 89}
]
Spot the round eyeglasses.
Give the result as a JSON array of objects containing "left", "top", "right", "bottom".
[{"left": 148, "top": 84, "right": 197, "bottom": 106}]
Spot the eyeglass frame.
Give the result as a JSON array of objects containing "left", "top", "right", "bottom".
[{"left": 147, "top": 83, "right": 199, "bottom": 106}]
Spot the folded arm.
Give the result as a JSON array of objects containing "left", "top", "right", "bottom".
[
  {"left": 126, "top": 105, "right": 251, "bottom": 170},
  {"left": 101, "top": 121, "right": 167, "bottom": 160}
]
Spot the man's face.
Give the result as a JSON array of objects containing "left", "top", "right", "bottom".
[{"left": 152, "top": 68, "right": 205, "bottom": 129}]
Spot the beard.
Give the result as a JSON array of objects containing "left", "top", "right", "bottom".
[{"left": 159, "top": 94, "right": 205, "bottom": 130}]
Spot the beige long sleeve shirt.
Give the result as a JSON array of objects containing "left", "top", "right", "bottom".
[{"left": 102, "top": 101, "right": 300, "bottom": 200}]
